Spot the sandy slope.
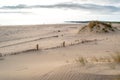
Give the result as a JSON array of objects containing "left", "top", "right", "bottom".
[
  {"left": 40, "top": 64, "right": 120, "bottom": 80},
  {"left": 0, "top": 23, "right": 120, "bottom": 80}
]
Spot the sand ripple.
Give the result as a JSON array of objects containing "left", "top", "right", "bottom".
[{"left": 40, "top": 64, "right": 120, "bottom": 80}]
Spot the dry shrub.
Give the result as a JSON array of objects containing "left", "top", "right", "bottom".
[
  {"left": 74, "top": 52, "right": 120, "bottom": 69},
  {"left": 88, "top": 21, "right": 96, "bottom": 30},
  {"left": 111, "top": 52, "right": 120, "bottom": 63},
  {"left": 75, "top": 57, "right": 87, "bottom": 65}
]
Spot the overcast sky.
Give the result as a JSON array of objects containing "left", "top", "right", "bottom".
[
  {"left": 0, "top": 0, "right": 120, "bottom": 25},
  {"left": 0, "top": 0, "right": 120, "bottom": 6},
  {"left": 0, "top": 0, "right": 120, "bottom": 15}
]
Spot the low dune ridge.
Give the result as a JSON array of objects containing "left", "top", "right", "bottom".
[
  {"left": 78, "top": 21, "right": 118, "bottom": 34},
  {"left": 40, "top": 64, "right": 120, "bottom": 80}
]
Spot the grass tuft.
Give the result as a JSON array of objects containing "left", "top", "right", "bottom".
[
  {"left": 75, "top": 57, "right": 87, "bottom": 65},
  {"left": 111, "top": 52, "right": 120, "bottom": 63}
]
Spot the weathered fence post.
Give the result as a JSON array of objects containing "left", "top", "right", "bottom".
[
  {"left": 36, "top": 44, "right": 39, "bottom": 50},
  {"left": 63, "top": 41, "right": 65, "bottom": 47}
]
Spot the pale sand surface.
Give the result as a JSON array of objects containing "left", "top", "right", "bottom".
[
  {"left": 40, "top": 64, "right": 120, "bottom": 80},
  {"left": 0, "top": 23, "right": 120, "bottom": 80}
]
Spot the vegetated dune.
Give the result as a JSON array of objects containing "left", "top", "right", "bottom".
[
  {"left": 40, "top": 64, "right": 120, "bottom": 80},
  {"left": 78, "top": 21, "right": 118, "bottom": 34}
]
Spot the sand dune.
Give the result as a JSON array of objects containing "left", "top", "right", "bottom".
[
  {"left": 0, "top": 23, "right": 120, "bottom": 80},
  {"left": 78, "top": 21, "right": 119, "bottom": 34}
]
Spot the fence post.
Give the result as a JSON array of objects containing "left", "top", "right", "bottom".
[
  {"left": 36, "top": 44, "right": 39, "bottom": 50},
  {"left": 63, "top": 41, "right": 65, "bottom": 47}
]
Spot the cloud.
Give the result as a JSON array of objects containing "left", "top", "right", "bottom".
[
  {"left": 73, "top": 0, "right": 120, "bottom": 5},
  {"left": 0, "top": 11, "right": 31, "bottom": 14},
  {"left": 0, "top": 3, "right": 120, "bottom": 14},
  {"left": 0, "top": 4, "right": 28, "bottom": 9}
]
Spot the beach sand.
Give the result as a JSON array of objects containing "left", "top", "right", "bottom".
[{"left": 0, "top": 23, "right": 120, "bottom": 80}]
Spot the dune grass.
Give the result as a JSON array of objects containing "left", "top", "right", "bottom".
[
  {"left": 75, "top": 56, "right": 88, "bottom": 65},
  {"left": 111, "top": 52, "right": 120, "bottom": 63},
  {"left": 78, "top": 21, "right": 116, "bottom": 33},
  {"left": 75, "top": 52, "right": 120, "bottom": 65}
]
